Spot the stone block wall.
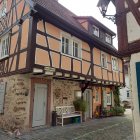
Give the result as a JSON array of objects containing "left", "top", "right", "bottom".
[
  {"left": 53, "top": 79, "right": 81, "bottom": 108},
  {"left": 0, "top": 74, "right": 30, "bottom": 131}
]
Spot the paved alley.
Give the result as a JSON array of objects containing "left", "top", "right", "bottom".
[{"left": 0, "top": 109, "right": 134, "bottom": 140}]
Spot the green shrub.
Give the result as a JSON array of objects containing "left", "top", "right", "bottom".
[
  {"left": 114, "top": 106, "right": 125, "bottom": 115},
  {"left": 73, "top": 99, "right": 87, "bottom": 112}
]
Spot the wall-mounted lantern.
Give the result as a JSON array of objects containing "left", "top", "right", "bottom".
[{"left": 97, "top": 0, "right": 116, "bottom": 23}]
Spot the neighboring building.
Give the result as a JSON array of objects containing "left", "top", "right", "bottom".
[
  {"left": 0, "top": 0, "right": 124, "bottom": 130},
  {"left": 97, "top": 0, "right": 140, "bottom": 139},
  {"left": 120, "top": 64, "right": 131, "bottom": 107}
]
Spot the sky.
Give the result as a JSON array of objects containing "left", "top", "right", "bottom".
[{"left": 59, "top": 0, "right": 118, "bottom": 49}]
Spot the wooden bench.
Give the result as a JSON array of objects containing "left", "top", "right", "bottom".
[{"left": 56, "top": 106, "right": 82, "bottom": 126}]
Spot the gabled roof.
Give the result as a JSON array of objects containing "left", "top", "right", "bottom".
[{"left": 31, "top": 0, "right": 120, "bottom": 57}]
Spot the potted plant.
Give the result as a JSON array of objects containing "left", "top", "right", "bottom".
[
  {"left": 73, "top": 99, "right": 87, "bottom": 112},
  {"left": 73, "top": 99, "right": 87, "bottom": 121}
]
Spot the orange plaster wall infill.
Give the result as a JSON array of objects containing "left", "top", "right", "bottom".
[
  {"left": 82, "top": 61, "right": 90, "bottom": 75},
  {"left": 7, "top": 0, "right": 12, "bottom": 12},
  {"left": 45, "top": 22, "right": 60, "bottom": 39},
  {"left": 10, "top": 33, "right": 19, "bottom": 55},
  {"left": 61, "top": 55, "right": 71, "bottom": 71},
  {"left": 108, "top": 54, "right": 111, "bottom": 63},
  {"left": 48, "top": 38, "right": 60, "bottom": 52},
  {"left": 36, "top": 33, "right": 47, "bottom": 47},
  {"left": 18, "top": 52, "right": 27, "bottom": 69},
  {"left": 93, "top": 48, "right": 101, "bottom": 65},
  {"left": 102, "top": 69, "right": 108, "bottom": 80},
  {"left": 37, "top": 20, "right": 45, "bottom": 32},
  {"left": 82, "top": 42, "right": 90, "bottom": 51},
  {"left": 17, "top": 0, "right": 24, "bottom": 20},
  {"left": 21, "top": 19, "right": 29, "bottom": 50},
  {"left": 120, "top": 73, "right": 123, "bottom": 83},
  {"left": 108, "top": 72, "right": 113, "bottom": 81},
  {"left": 51, "top": 52, "right": 60, "bottom": 68},
  {"left": 35, "top": 48, "right": 50, "bottom": 66},
  {"left": 73, "top": 60, "right": 81, "bottom": 73},
  {"left": 12, "top": 25, "right": 19, "bottom": 33},
  {"left": 82, "top": 51, "right": 91, "bottom": 61},
  {"left": 10, "top": 56, "right": 17, "bottom": 72},
  {"left": 94, "top": 66, "right": 102, "bottom": 79},
  {"left": 108, "top": 63, "right": 112, "bottom": 71},
  {"left": 115, "top": 72, "right": 119, "bottom": 82},
  {"left": 23, "top": 2, "right": 30, "bottom": 16},
  {"left": 118, "top": 59, "right": 123, "bottom": 72},
  {"left": 113, "top": 72, "right": 116, "bottom": 82}
]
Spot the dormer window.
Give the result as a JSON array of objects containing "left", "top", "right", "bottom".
[
  {"left": 93, "top": 25, "right": 99, "bottom": 37},
  {"left": 105, "top": 33, "right": 112, "bottom": 44},
  {"left": 0, "top": 0, "right": 7, "bottom": 18}
]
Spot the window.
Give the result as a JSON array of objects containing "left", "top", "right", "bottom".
[
  {"left": 73, "top": 39, "right": 82, "bottom": 58},
  {"left": 0, "top": 34, "right": 10, "bottom": 59},
  {"left": 93, "top": 25, "right": 99, "bottom": 37},
  {"left": 127, "top": 91, "right": 130, "bottom": 98},
  {"left": 61, "top": 32, "right": 82, "bottom": 59},
  {"left": 107, "top": 94, "right": 111, "bottom": 105},
  {"left": 112, "top": 57, "right": 118, "bottom": 71},
  {"left": 62, "top": 36, "right": 71, "bottom": 55},
  {"left": 101, "top": 52, "right": 108, "bottom": 68},
  {"left": 0, "top": 0, "right": 7, "bottom": 18},
  {"left": 0, "top": 82, "right": 6, "bottom": 113},
  {"left": 75, "top": 91, "right": 82, "bottom": 99},
  {"left": 105, "top": 33, "right": 111, "bottom": 44}
]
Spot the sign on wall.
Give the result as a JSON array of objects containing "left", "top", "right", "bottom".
[{"left": 0, "top": 82, "right": 6, "bottom": 113}]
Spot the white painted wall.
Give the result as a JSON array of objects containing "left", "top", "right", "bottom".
[
  {"left": 120, "top": 74, "right": 131, "bottom": 102},
  {"left": 130, "top": 53, "right": 140, "bottom": 140},
  {"left": 127, "top": 12, "right": 140, "bottom": 43}
]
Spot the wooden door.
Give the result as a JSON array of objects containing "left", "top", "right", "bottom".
[{"left": 32, "top": 84, "right": 47, "bottom": 127}]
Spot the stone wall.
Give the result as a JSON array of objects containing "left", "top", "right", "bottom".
[
  {"left": 0, "top": 74, "right": 30, "bottom": 131},
  {"left": 53, "top": 79, "right": 81, "bottom": 108}
]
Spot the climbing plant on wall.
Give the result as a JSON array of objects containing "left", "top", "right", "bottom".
[{"left": 113, "top": 87, "right": 121, "bottom": 107}]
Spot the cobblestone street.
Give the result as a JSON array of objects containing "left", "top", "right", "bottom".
[{"left": 0, "top": 109, "right": 134, "bottom": 140}]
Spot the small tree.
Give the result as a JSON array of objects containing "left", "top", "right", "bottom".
[{"left": 113, "top": 86, "right": 121, "bottom": 107}]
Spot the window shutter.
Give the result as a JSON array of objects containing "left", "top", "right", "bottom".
[
  {"left": 103, "top": 89, "right": 107, "bottom": 107},
  {"left": 0, "top": 82, "right": 6, "bottom": 113}
]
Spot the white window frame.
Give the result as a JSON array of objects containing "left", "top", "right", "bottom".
[
  {"left": 112, "top": 56, "right": 118, "bottom": 71},
  {"left": 60, "top": 32, "right": 82, "bottom": 60},
  {"left": 0, "top": 34, "right": 10, "bottom": 60},
  {"left": 106, "top": 94, "right": 111, "bottom": 105},
  {"left": 61, "top": 32, "right": 72, "bottom": 56},
  {"left": 105, "top": 33, "right": 112, "bottom": 44},
  {"left": 72, "top": 37, "right": 82, "bottom": 59},
  {"left": 93, "top": 25, "right": 99, "bottom": 37},
  {"left": 0, "top": 0, "right": 7, "bottom": 18},
  {"left": 101, "top": 52, "right": 108, "bottom": 69}
]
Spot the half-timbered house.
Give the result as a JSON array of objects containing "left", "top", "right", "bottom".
[
  {"left": 97, "top": 0, "right": 140, "bottom": 139},
  {"left": 0, "top": 0, "right": 124, "bottom": 129}
]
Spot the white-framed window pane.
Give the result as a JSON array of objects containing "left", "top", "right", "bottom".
[
  {"left": 0, "top": 0, "right": 7, "bottom": 17},
  {"left": 61, "top": 36, "right": 70, "bottom": 55},
  {"left": 101, "top": 53, "right": 107, "bottom": 68},
  {"left": 73, "top": 40, "right": 82, "bottom": 58},
  {"left": 0, "top": 34, "right": 10, "bottom": 59},
  {"left": 105, "top": 34, "right": 111, "bottom": 44},
  {"left": 93, "top": 25, "right": 99, "bottom": 37},
  {"left": 112, "top": 57, "right": 118, "bottom": 71}
]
